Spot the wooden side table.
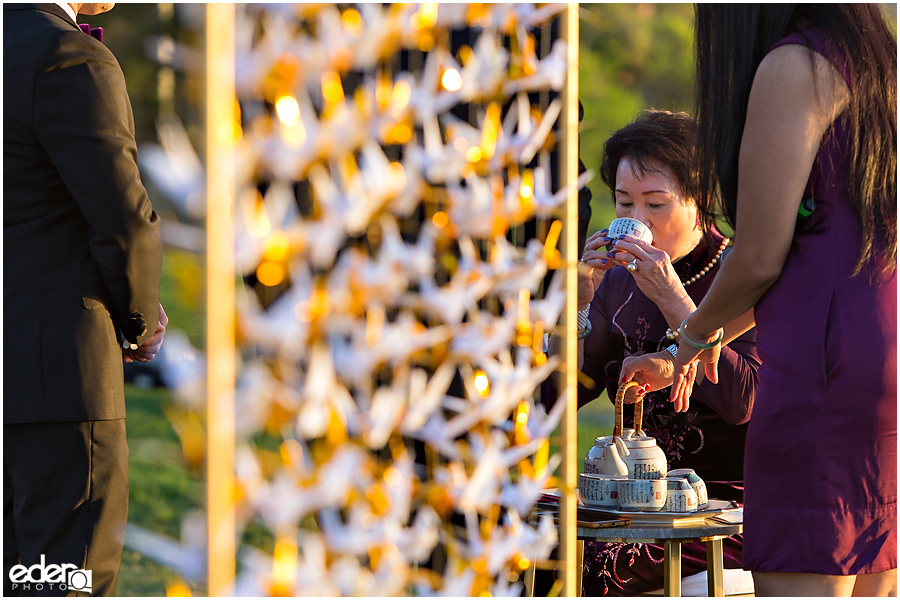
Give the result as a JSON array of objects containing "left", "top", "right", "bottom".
[{"left": 525, "top": 518, "right": 743, "bottom": 597}]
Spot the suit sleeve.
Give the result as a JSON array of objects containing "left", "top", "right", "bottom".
[{"left": 33, "top": 30, "right": 161, "bottom": 346}]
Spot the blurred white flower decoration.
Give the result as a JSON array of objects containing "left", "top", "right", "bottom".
[{"left": 140, "top": 3, "right": 593, "bottom": 596}]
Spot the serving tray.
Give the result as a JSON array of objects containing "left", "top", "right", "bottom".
[
  {"left": 581, "top": 498, "right": 737, "bottom": 526},
  {"left": 538, "top": 490, "right": 741, "bottom": 527}
]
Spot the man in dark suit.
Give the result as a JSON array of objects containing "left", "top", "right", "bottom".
[{"left": 4, "top": 3, "right": 165, "bottom": 595}]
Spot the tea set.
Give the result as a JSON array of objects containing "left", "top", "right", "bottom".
[{"left": 579, "top": 380, "right": 709, "bottom": 513}]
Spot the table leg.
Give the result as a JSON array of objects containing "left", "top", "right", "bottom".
[
  {"left": 706, "top": 539, "right": 725, "bottom": 597},
  {"left": 663, "top": 540, "right": 681, "bottom": 597},
  {"left": 576, "top": 540, "right": 584, "bottom": 597}
]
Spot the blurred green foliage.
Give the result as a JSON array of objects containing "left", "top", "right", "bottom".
[
  {"left": 579, "top": 4, "right": 695, "bottom": 235},
  {"left": 160, "top": 248, "right": 205, "bottom": 348}
]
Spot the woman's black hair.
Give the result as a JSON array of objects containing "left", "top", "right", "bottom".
[
  {"left": 599, "top": 109, "right": 714, "bottom": 235},
  {"left": 693, "top": 4, "right": 897, "bottom": 276}
]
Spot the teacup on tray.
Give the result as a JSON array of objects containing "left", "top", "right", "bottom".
[
  {"left": 663, "top": 476, "right": 699, "bottom": 512},
  {"left": 579, "top": 473, "right": 625, "bottom": 508},
  {"left": 666, "top": 468, "right": 708, "bottom": 508},
  {"left": 617, "top": 478, "right": 666, "bottom": 512}
]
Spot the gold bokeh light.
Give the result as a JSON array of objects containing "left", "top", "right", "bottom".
[
  {"left": 390, "top": 80, "right": 412, "bottom": 118},
  {"left": 441, "top": 67, "right": 462, "bottom": 92},
  {"left": 465, "top": 146, "right": 483, "bottom": 163},
  {"left": 274, "top": 95, "right": 301, "bottom": 127},
  {"left": 341, "top": 8, "right": 362, "bottom": 33},
  {"left": 322, "top": 72, "right": 345, "bottom": 105},
  {"left": 256, "top": 261, "right": 285, "bottom": 287},
  {"left": 432, "top": 211, "right": 449, "bottom": 228},
  {"left": 473, "top": 370, "right": 490, "bottom": 397},
  {"left": 263, "top": 230, "right": 290, "bottom": 262},
  {"left": 269, "top": 536, "right": 298, "bottom": 596}
]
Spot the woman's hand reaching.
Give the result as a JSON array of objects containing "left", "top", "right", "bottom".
[
  {"left": 620, "top": 350, "right": 699, "bottom": 410},
  {"left": 669, "top": 315, "right": 723, "bottom": 412},
  {"left": 670, "top": 340, "right": 719, "bottom": 413}
]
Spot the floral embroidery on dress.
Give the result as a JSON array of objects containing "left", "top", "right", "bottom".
[
  {"left": 640, "top": 391, "right": 705, "bottom": 462},
  {"left": 610, "top": 291, "right": 636, "bottom": 353},
  {"left": 583, "top": 540, "right": 665, "bottom": 595},
  {"left": 605, "top": 296, "right": 708, "bottom": 462}
]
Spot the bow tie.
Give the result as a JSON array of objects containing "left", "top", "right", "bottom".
[{"left": 78, "top": 23, "right": 103, "bottom": 43}]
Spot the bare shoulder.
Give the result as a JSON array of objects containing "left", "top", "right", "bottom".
[{"left": 754, "top": 44, "right": 850, "bottom": 120}]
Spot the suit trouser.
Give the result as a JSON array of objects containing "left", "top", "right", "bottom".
[{"left": 3, "top": 420, "right": 128, "bottom": 597}]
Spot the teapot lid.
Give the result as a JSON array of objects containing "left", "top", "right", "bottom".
[
  {"left": 593, "top": 436, "right": 612, "bottom": 447},
  {"left": 622, "top": 435, "right": 658, "bottom": 448}
]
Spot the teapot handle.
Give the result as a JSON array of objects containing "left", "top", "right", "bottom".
[{"left": 614, "top": 380, "right": 643, "bottom": 438}]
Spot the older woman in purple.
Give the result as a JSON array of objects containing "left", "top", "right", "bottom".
[{"left": 543, "top": 109, "right": 760, "bottom": 595}]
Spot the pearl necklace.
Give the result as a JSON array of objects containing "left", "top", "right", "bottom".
[{"left": 682, "top": 237, "right": 731, "bottom": 287}]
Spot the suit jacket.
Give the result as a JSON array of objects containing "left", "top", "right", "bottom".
[{"left": 4, "top": 4, "right": 162, "bottom": 423}]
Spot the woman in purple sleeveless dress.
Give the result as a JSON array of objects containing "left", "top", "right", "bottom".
[{"left": 661, "top": 5, "right": 896, "bottom": 596}]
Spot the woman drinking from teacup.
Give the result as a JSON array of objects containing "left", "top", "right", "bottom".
[{"left": 542, "top": 109, "right": 760, "bottom": 596}]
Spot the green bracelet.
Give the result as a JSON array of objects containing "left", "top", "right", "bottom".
[
  {"left": 678, "top": 318, "right": 722, "bottom": 350},
  {"left": 577, "top": 319, "right": 592, "bottom": 340}
]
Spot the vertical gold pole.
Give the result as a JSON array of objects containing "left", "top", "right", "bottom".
[
  {"left": 205, "top": 3, "right": 236, "bottom": 595},
  {"left": 560, "top": 3, "right": 580, "bottom": 597}
]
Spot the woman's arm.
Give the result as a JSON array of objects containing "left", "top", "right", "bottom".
[
  {"left": 546, "top": 261, "right": 600, "bottom": 372},
  {"left": 722, "top": 308, "right": 755, "bottom": 346},
  {"left": 671, "top": 45, "right": 850, "bottom": 408},
  {"left": 621, "top": 327, "right": 759, "bottom": 424},
  {"left": 689, "top": 307, "right": 756, "bottom": 388}
]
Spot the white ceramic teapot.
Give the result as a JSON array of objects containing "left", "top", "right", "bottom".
[
  {"left": 619, "top": 433, "right": 668, "bottom": 479},
  {"left": 584, "top": 434, "right": 631, "bottom": 474},
  {"left": 585, "top": 434, "right": 668, "bottom": 480}
]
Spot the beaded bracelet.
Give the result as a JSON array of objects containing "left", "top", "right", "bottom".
[
  {"left": 677, "top": 317, "right": 722, "bottom": 350},
  {"left": 576, "top": 306, "right": 591, "bottom": 330}
]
